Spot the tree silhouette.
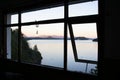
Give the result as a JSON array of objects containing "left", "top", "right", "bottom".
[
  {"left": 11, "top": 29, "right": 42, "bottom": 64},
  {"left": 33, "top": 45, "right": 39, "bottom": 51}
]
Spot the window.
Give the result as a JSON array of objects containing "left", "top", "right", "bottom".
[
  {"left": 7, "top": 27, "right": 19, "bottom": 61},
  {"left": 6, "top": 0, "right": 98, "bottom": 75},
  {"left": 21, "top": 23, "right": 64, "bottom": 68},
  {"left": 69, "top": 1, "right": 98, "bottom": 17},
  {"left": 22, "top": 6, "right": 64, "bottom": 23},
  {"left": 11, "top": 14, "right": 18, "bottom": 24},
  {"left": 68, "top": 23, "right": 98, "bottom": 73}
]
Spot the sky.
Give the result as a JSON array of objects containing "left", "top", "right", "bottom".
[{"left": 11, "top": 1, "right": 98, "bottom": 38}]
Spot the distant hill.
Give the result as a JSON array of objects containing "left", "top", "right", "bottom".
[
  {"left": 25, "top": 36, "right": 91, "bottom": 40},
  {"left": 25, "top": 36, "right": 63, "bottom": 40},
  {"left": 74, "top": 37, "right": 90, "bottom": 40},
  {"left": 92, "top": 38, "right": 98, "bottom": 42}
]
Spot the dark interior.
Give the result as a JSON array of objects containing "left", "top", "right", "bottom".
[{"left": 0, "top": 0, "right": 120, "bottom": 80}]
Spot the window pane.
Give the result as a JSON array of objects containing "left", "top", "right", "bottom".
[
  {"left": 72, "top": 23, "right": 98, "bottom": 61},
  {"left": 67, "top": 42, "right": 87, "bottom": 72},
  {"left": 69, "top": 1, "right": 98, "bottom": 17},
  {"left": 21, "top": 23, "right": 64, "bottom": 68},
  {"left": 22, "top": 6, "right": 64, "bottom": 23},
  {"left": 11, "top": 14, "right": 18, "bottom": 24},
  {"left": 7, "top": 27, "right": 19, "bottom": 61},
  {"left": 67, "top": 23, "right": 98, "bottom": 75}
]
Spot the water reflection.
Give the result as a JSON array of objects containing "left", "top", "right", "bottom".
[{"left": 28, "top": 39, "right": 97, "bottom": 73}]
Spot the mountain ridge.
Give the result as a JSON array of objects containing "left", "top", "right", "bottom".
[{"left": 24, "top": 36, "right": 97, "bottom": 40}]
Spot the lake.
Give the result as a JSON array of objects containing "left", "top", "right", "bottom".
[{"left": 28, "top": 39, "right": 98, "bottom": 74}]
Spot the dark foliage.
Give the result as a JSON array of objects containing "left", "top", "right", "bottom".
[{"left": 11, "top": 29, "right": 42, "bottom": 64}]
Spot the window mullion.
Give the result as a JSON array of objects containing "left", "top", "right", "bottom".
[
  {"left": 18, "top": 12, "right": 21, "bottom": 62},
  {"left": 68, "top": 23, "right": 78, "bottom": 61},
  {"left": 64, "top": 0, "right": 68, "bottom": 71}
]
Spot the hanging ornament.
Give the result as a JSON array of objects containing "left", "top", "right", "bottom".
[
  {"left": 36, "top": 30, "right": 38, "bottom": 34},
  {"left": 35, "top": 20, "right": 39, "bottom": 35}
]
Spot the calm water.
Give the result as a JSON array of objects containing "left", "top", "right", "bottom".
[{"left": 28, "top": 39, "right": 98, "bottom": 73}]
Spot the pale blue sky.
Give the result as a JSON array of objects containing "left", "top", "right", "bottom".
[{"left": 11, "top": 1, "right": 98, "bottom": 38}]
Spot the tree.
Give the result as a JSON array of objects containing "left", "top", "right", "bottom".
[
  {"left": 33, "top": 45, "right": 39, "bottom": 51},
  {"left": 11, "top": 29, "right": 43, "bottom": 64}
]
